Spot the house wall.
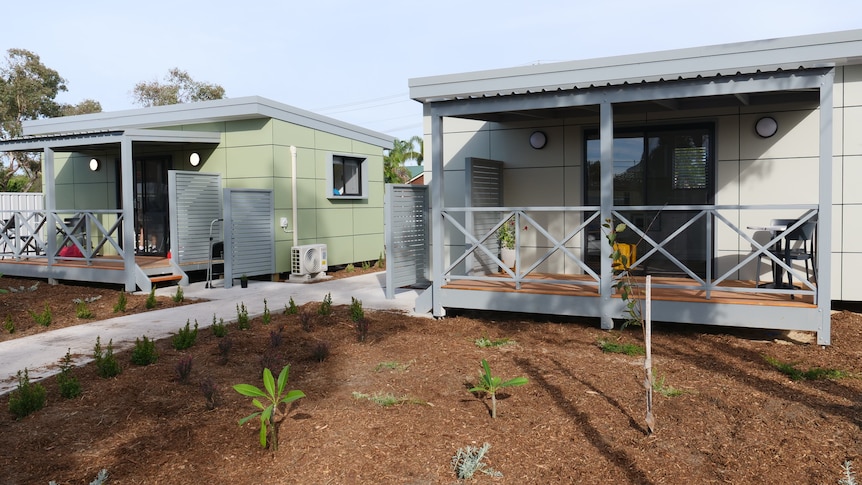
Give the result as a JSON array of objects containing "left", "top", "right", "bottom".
[
  {"left": 50, "top": 119, "right": 386, "bottom": 274},
  {"left": 427, "top": 65, "right": 862, "bottom": 300}
]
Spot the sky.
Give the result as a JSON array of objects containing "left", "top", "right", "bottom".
[{"left": 1, "top": 1, "right": 860, "bottom": 141}]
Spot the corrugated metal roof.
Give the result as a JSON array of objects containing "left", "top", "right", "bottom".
[
  {"left": 409, "top": 29, "right": 862, "bottom": 103},
  {"left": 22, "top": 96, "right": 395, "bottom": 149}
]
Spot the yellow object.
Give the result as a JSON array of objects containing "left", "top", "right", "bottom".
[{"left": 613, "top": 242, "right": 637, "bottom": 270}]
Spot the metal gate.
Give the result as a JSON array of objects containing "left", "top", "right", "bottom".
[
  {"left": 223, "top": 188, "right": 274, "bottom": 288},
  {"left": 168, "top": 171, "right": 222, "bottom": 265},
  {"left": 384, "top": 184, "right": 429, "bottom": 299}
]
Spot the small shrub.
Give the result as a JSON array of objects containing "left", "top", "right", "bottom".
[
  {"left": 172, "top": 319, "right": 199, "bottom": 350},
  {"left": 350, "top": 297, "right": 364, "bottom": 322},
  {"left": 269, "top": 329, "right": 283, "bottom": 348},
  {"left": 376, "top": 251, "right": 385, "bottom": 269},
  {"left": 262, "top": 299, "right": 271, "bottom": 325},
  {"left": 237, "top": 302, "right": 250, "bottom": 330},
  {"left": 311, "top": 341, "right": 330, "bottom": 362},
  {"left": 451, "top": 443, "right": 502, "bottom": 479},
  {"left": 145, "top": 285, "right": 157, "bottom": 309},
  {"left": 57, "top": 349, "right": 81, "bottom": 399},
  {"left": 284, "top": 297, "right": 298, "bottom": 315},
  {"left": 345, "top": 263, "right": 355, "bottom": 273},
  {"left": 233, "top": 365, "right": 305, "bottom": 451},
  {"left": 597, "top": 338, "right": 645, "bottom": 356},
  {"left": 4, "top": 314, "right": 14, "bottom": 333},
  {"left": 29, "top": 303, "right": 52, "bottom": 327},
  {"left": 764, "top": 355, "right": 849, "bottom": 381},
  {"left": 298, "top": 307, "right": 313, "bottom": 332},
  {"left": 361, "top": 260, "right": 371, "bottom": 270},
  {"left": 474, "top": 336, "right": 514, "bottom": 348},
  {"left": 839, "top": 460, "right": 857, "bottom": 485},
  {"left": 8, "top": 368, "right": 46, "bottom": 419},
  {"left": 318, "top": 293, "right": 332, "bottom": 316},
  {"left": 75, "top": 300, "right": 93, "bottom": 319},
  {"left": 200, "top": 377, "right": 220, "bottom": 410},
  {"left": 259, "top": 351, "right": 280, "bottom": 374},
  {"left": 172, "top": 285, "right": 184, "bottom": 303},
  {"left": 217, "top": 337, "right": 233, "bottom": 365},
  {"left": 130, "top": 335, "right": 158, "bottom": 366},
  {"left": 94, "top": 336, "right": 121, "bottom": 378},
  {"left": 175, "top": 355, "right": 193, "bottom": 383},
  {"left": 211, "top": 314, "right": 227, "bottom": 337},
  {"left": 113, "top": 291, "right": 127, "bottom": 313}
]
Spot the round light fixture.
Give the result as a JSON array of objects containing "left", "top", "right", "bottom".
[
  {"left": 89, "top": 158, "right": 100, "bottom": 171},
  {"left": 755, "top": 116, "right": 778, "bottom": 138},
  {"left": 529, "top": 130, "right": 547, "bottom": 149},
  {"left": 189, "top": 152, "right": 201, "bottom": 167}
]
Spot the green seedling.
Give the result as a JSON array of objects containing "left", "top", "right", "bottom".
[
  {"left": 469, "top": 359, "right": 528, "bottom": 418},
  {"left": 764, "top": 355, "right": 850, "bottom": 381},
  {"left": 145, "top": 285, "right": 157, "bottom": 309},
  {"left": 233, "top": 365, "right": 305, "bottom": 451},
  {"left": 262, "top": 299, "right": 271, "bottom": 324},
  {"left": 351, "top": 391, "right": 427, "bottom": 407},
  {"left": 113, "top": 291, "right": 127, "bottom": 313},
  {"left": 597, "top": 338, "right": 645, "bottom": 356},
  {"left": 318, "top": 293, "right": 332, "bottom": 316},
  {"left": 172, "top": 285, "right": 184, "bottom": 302},
  {"left": 474, "top": 336, "right": 514, "bottom": 348}
]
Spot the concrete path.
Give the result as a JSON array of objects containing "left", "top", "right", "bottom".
[{"left": 0, "top": 272, "right": 422, "bottom": 395}]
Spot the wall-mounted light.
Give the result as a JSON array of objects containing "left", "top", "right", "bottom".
[
  {"left": 529, "top": 131, "right": 547, "bottom": 149},
  {"left": 189, "top": 152, "right": 201, "bottom": 167},
  {"left": 755, "top": 116, "right": 778, "bottom": 138},
  {"left": 89, "top": 158, "right": 100, "bottom": 171}
]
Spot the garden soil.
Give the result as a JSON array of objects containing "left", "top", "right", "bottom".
[{"left": 0, "top": 276, "right": 860, "bottom": 484}]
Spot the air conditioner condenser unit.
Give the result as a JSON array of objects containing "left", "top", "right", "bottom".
[{"left": 291, "top": 244, "right": 328, "bottom": 276}]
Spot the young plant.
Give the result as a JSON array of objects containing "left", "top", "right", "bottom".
[
  {"left": 350, "top": 297, "right": 368, "bottom": 342},
  {"left": 361, "top": 260, "right": 371, "bottom": 270},
  {"left": 233, "top": 365, "right": 306, "bottom": 451},
  {"left": 113, "top": 291, "right": 127, "bottom": 313},
  {"left": 318, "top": 292, "right": 332, "bottom": 316},
  {"left": 57, "top": 349, "right": 81, "bottom": 399},
  {"left": 374, "top": 360, "right": 413, "bottom": 372},
  {"left": 269, "top": 329, "right": 283, "bottom": 348},
  {"left": 145, "top": 285, "right": 157, "bottom": 309},
  {"left": 298, "top": 307, "right": 313, "bottom": 332},
  {"left": 211, "top": 314, "right": 227, "bottom": 337},
  {"left": 376, "top": 251, "right": 385, "bottom": 269},
  {"left": 175, "top": 355, "right": 193, "bottom": 383},
  {"left": 75, "top": 300, "right": 93, "bottom": 319},
  {"left": 262, "top": 299, "right": 271, "bottom": 325},
  {"left": 474, "top": 336, "right": 514, "bottom": 348},
  {"left": 311, "top": 341, "right": 330, "bottom": 362},
  {"left": 49, "top": 469, "right": 108, "bottom": 485},
  {"left": 469, "top": 359, "right": 528, "bottom": 419},
  {"left": 597, "top": 338, "right": 645, "bottom": 356},
  {"left": 764, "top": 355, "right": 850, "bottom": 381},
  {"left": 217, "top": 337, "right": 233, "bottom": 365},
  {"left": 352, "top": 391, "right": 427, "bottom": 407},
  {"left": 237, "top": 302, "right": 250, "bottom": 330},
  {"left": 4, "top": 314, "right": 14, "bottom": 333},
  {"left": 29, "top": 303, "right": 52, "bottom": 326},
  {"left": 839, "top": 460, "right": 857, "bottom": 485},
  {"left": 200, "top": 376, "right": 220, "bottom": 410},
  {"left": 284, "top": 296, "right": 298, "bottom": 315},
  {"left": 652, "top": 373, "right": 684, "bottom": 397},
  {"left": 93, "top": 336, "right": 121, "bottom": 378},
  {"left": 172, "top": 285, "right": 184, "bottom": 303},
  {"left": 345, "top": 263, "right": 355, "bottom": 273},
  {"left": 8, "top": 368, "right": 47, "bottom": 419},
  {"left": 130, "top": 335, "right": 159, "bottom": 366},
  {"left": 451, "top": 443, "right": 502, "bottom": 479},
  {"left": 172, "top": 319, "right": 199, "bottom": 350}
]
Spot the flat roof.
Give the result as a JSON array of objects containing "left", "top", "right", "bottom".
[
  {"left": 409, "top": 29, "right": 862, "bottom": 103},
  {"left": 23, "top": 96, "right": 395, "bottom": 149}
]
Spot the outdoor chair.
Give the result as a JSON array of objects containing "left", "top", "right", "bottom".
[{"left": 756, "top": 219, "right": 816, "bottom": 298}]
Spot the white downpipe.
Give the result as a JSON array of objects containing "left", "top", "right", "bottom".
[{"left": 290, "top": 145, "right": 298, "bottom": 247}]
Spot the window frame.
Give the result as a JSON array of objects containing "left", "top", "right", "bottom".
[{"left": 327, "top": 153, "right": 369, "bottom": 200}]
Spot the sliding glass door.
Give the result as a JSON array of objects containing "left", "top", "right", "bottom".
[{"left": 584, "top": 124, "right": 714, "bottom": 276}]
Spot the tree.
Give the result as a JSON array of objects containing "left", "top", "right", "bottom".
[
  {"left": 132, "top": 68, "right": 225, "bottom": 107},
  {"left": 0, "top": 49, "right": 99, "bottom": 192},
  {"left": 384, "top": 135, "right": 423, "bottom": 184}
]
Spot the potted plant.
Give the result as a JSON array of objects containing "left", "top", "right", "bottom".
[
  {"left": 240, "top": 274, "right": 248, "bottom": 288},
  {"left": 497, "top": 217, "right": 526, "bottom": 270}
]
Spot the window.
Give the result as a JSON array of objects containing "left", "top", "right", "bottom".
[{"left": 330, "top": 155, "right": 367, "bottom": 198}]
